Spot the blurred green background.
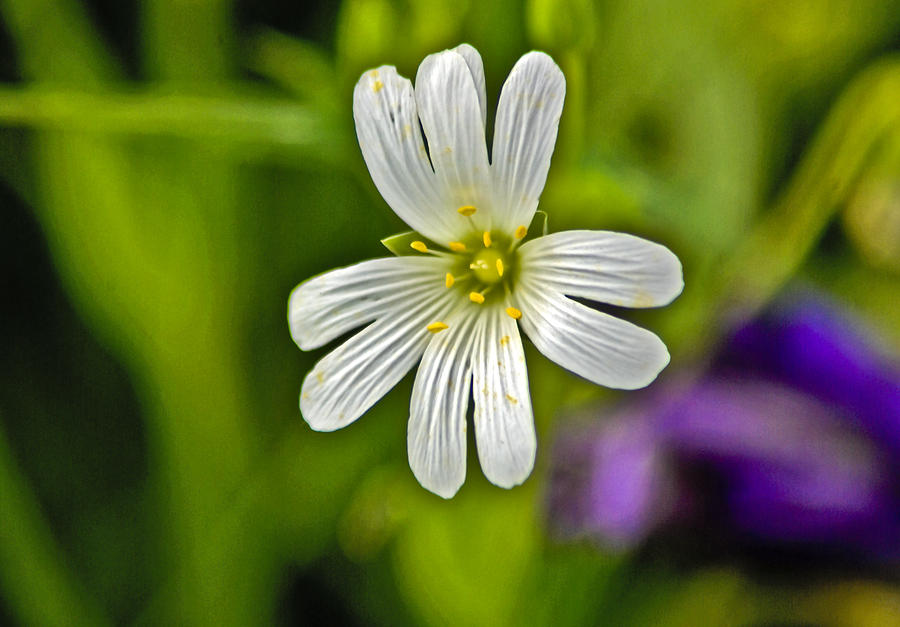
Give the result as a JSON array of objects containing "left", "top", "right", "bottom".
[{"left": 1, "top": 0, "right": 899, "bottom": 625}]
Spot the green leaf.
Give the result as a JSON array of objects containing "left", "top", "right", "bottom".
[{"left": 381, "top": 230, "right": 431, "bottom": 256}]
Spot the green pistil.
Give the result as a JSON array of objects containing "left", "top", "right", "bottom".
[{"left": 470, "top": 247, "right": 506, "bottom": 284}]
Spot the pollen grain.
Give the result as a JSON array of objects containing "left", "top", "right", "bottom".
[
  {"left": 426, "top": 321, "right": 449, "bottom": 333},
  {"left": 505, "top": 306, "right": 522, "bottom": 320}
]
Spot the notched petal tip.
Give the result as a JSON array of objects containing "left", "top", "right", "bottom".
[
  {"left": 415, "top": 48, "right": 480, "bottom": 106},
  {"left": 451, "top": 43, "right": 487, "bottom": 126}
]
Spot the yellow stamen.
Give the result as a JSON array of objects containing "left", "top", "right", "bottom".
[
  {"left": 514, "top": 225, "right": 528, "bottom": 239},
  {"left": 496, "top": 258, "right": 504, "bottom": 277},
  {"left": 469, "top": 292, "right": 485, "bottom": 304},
  {"left": 483, "top": 231, "right": 492, "bottom": 247},
  {"left": 426, "top": 321, "right": 449, "bottom": 333},
  {"left": 445, "top": 273, "right": 455, "bottom": 288},
  {"left": 448, "top": 241, "right": 467, "bottom": 252},
  {"left": 505, "top": 306, "right": 522, "bottom": 320},
  {"left": 457, "top": 205, "right": 477, "bottom": 216},
  {"left": 410, "top": 241, "right": 428, "bottom": 253}
]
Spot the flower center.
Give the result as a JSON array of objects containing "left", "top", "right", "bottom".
[
  {"left": 470, "top": 247, "right": 506, "bottom": 284},
  {"left": 444, "top": 229, "right": 520, "bottom": 309},
  {"left": 417, "top": 212, "right": 531, "bottom": 332}
]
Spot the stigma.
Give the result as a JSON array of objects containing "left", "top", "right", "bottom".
[{"left": 470, "top": 247, "right": 506, "bottom": 284}]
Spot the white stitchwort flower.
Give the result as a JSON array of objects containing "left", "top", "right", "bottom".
[{"left": 288, "top": 45, "right": 683, "bottom": 498}]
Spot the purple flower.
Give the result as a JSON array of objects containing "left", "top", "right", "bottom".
[
  {"left": 548, "top": 295, "right": 900, "bottom": 559},
  {"left": 723, "top": 301, "right": 900, "bottom": 455}
]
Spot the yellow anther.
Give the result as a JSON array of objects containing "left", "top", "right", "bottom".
[
  {"left": 426, "top": 321, "right": 449, "bottom": 334},
  {"left": 457, "top": 205, "right": 477, "bottom": 216},
  {"left": 448, "top": 241, "right": 467, "bottom": 252},
  {"left": 505, "top": 307, "right": 522, "bottom": 320},
  {"left": 469, "top": 292, "right": 485, "bottom": 304},
  {"left": 483, "top": 231, "right": 492, "bottom": 247},
  {"left": 496, "top": 258, "right": 504, "bottom": 277},
  {"left": 514, "top": 225, "right": 528, "bottom": 239},
  {"left": 410, "top": 241, "right": 428, "bottom": 253},
  {"left": 445, "top": 273, "right": 455, "bottom": 288}
]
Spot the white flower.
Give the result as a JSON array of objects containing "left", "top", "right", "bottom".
[{"left": 288, "top": 44, "right": 683, "bottom": 498}]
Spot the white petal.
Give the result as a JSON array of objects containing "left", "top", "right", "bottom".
[
  {"left": 289, "top": 256, "right": 448, "bottom": 351},
  {"left": 516, "top": 284, "right": 670, "bottom": 390},
  {"left": 452, "top": 43, "right": 487, "bottom": 129},
  {"left": 354, "top": 66, "right": 460, "bottom": 244},
  {"left": 491, "top": 52, "right": 565, "bottom": 232},
  {"left": 408, "top": 311, "right": 479, "bottom": 499},
  {"left": 300, "top": 289, "right": 453, "bottom": 431},
  {"left": 518, "top": 230, "right": 683, "bottom": 308},
  {"left": 471, "top": 306, "right": 537, "bottom": 489},
  {"left": 415, "top": 50, "right": 493, "bottom": 234}
]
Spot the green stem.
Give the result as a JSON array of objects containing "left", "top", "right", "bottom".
[
  {"left": 674, "top": 57, "right": 900, "bottom": 358},
  {"left": 0, "top": 87, "right": 346, "bottom": 160}
]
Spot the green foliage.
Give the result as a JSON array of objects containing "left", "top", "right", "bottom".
[{"left": 0, "top": 0, "right": 899, "bottom": 626}]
